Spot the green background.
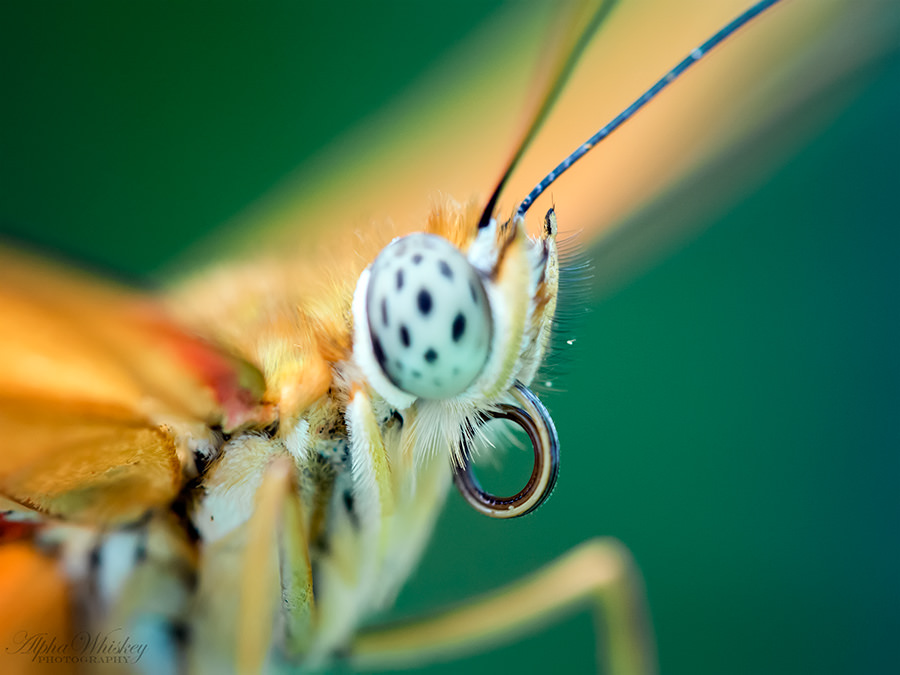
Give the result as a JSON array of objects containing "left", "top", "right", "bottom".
[{"left": 1, "top": 2, "right": 897, "bottom": 674}]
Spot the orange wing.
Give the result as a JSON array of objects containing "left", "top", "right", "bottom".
[
  {"left": 0, "top": 541, "right": 74, "bottom": 675},
  {"left": 0, "top": 248, "right": 266, "bottom": 524},
  {"left": 179, "top": 0, "right": 882, "bottom": 298}
]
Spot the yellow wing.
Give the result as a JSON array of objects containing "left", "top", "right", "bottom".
[{"left": 0, "top": 249, "right": 266, "bottom": 524}]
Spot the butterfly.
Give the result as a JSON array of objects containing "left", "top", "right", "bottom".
[{"left": 0, "top": 1, "right": 895, "bottom": 674}]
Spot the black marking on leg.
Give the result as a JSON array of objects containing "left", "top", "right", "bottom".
[
  {"left": 438, "top": 260, "right": 453, "bottom": 279},
  {"left": 134, "top": 536, "right": 148, "bottom": 564},
  {"left": 424, "top": 348, "right": 438, "bottom": 364},
  {"left": 88, "top": 543, "right": 102, "bottom": 571},
  {"left": 314, "top": 532, "right": 331, "bottom": 555},
  {"left": 170, "top": 491, "right": 203, "bottom": 545},
  {"left": 181, "top": 558, "right": 200, "bottom": 593},
  {"left": 169, "top": 620, "right": 192, "bottom": 648},
  {"left": 343, "top": 490, "right": 360, "bottom": 530}
]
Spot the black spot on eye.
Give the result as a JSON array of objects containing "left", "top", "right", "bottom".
[
  {"left": 396, "top": 269, "right": 404, "bottom": 290},
  {"left": 469, "top": 282, "right": 478, "bottom": 303},
  {"left": 372, "top": 336, "right": 386, "bottom": 368},
  {"left": 412, "top": 254, "right": 423, "bottom": 264},
  {"left": 451, "top": 313, "right": 466, "bottom": 342},
  {"left": 381, "top": 298, "right": 388, "bottom": 326},
  {"left": 400, "top": 325, "right": 410, "bottom": 347},
  {"left": 424, "top": 348, "right": 438, "bottom": 363},
  {"left": 418, "top": 289, "right": 432, "bottom": 315},
  {"left": 438, "top": 260, "right": 453, "bottom": 279}
]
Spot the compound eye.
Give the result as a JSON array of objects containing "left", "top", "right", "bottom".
[{"left": 366, "top": 233, "right": 491, "bottom": 399}]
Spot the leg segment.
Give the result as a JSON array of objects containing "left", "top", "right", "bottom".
[
  {"left": 190, "top": 447, "right": 315, "bottom": 674},
  {"left": 349, "top": 538, "right": 657, "bottom": 675},
  {"left": 237, "top": 457, "right": 315, "bottom": 669}
]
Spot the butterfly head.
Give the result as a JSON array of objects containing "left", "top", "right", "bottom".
[{"left": 350, "top": 202, "right": 560, "bottom": 517}]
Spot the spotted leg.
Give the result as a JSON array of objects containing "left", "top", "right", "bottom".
[{"left": 349, "top": 538, "right": 657, "bottom": 675}]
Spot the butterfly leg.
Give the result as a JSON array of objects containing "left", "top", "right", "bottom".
[
  {"left": 96, "top": 515, "right": 198, "bottom": 675},
  {"left": 349, "top": 538, "right": 657, "bottom": 675},
  {"left": 235, "top": 457, "right": 315, "bottom": 668},
  {"left": 346, "top": 387, "right": 395, "bottom": 526},
  {"left": 189, "top": 441, "right": 315, "bottom": 674},
  {"left": 298, "top": 387, "right": 397, "bottom": 663}
]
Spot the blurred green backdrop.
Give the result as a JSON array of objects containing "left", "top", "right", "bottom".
[{"left": 1, "top": 2, "right": 898, "bottom": 674}]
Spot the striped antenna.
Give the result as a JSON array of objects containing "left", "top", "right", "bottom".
[
  {"left": 517, "top": 0, "right": 784, "bottom": 218},
  {"left": 477, "top": 0, "right": 620, "bottom": 230}
]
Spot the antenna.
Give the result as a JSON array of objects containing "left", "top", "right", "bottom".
[
  {"left": 517, "top": 0, "right": 784, "bottom": 218},
  {"left": 477, "top": 0, "right": 620, "bottom": 230}
]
